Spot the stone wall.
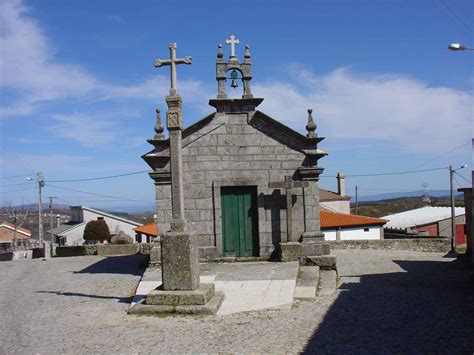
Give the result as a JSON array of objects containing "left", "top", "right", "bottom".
[
  {"left": 329, "top": 238, "right": 450, "bottom": 253},
  {"left": 156, "top": 111, "right": 322, "bottom": 258},
  {"left": 55, "top": 243, "right": 154, "bottom": 257}
]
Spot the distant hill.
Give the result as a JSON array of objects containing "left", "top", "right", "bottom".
[
  {"left": 356, "top": 190, "right": 462, "bottom": 203},
  {"left": 352, "top": 195, "right": 465, "bottom": 218},
  {"left": 0, "top": 203, "right": 70, "bottom": 214}
]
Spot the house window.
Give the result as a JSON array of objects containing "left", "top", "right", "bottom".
[{"left": 363, "top": 228, "right": 369, "bottom": 232}]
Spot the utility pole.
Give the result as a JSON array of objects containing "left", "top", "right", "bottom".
[
  {"left": 355, "top": 186, "right": 359, "bottom": 215},
  {"left": 37, "top": 172, "right": 45, "bottom": 249},
  {"left": 449, "top": 165, "right": 456, "bottom": 252},
  {"left": 48, "top": 196, "right": 57, "bottom": 244}
]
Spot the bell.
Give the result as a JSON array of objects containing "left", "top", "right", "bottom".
[{"left": 230, "top": 70, "right": 239, "bottom": 89}]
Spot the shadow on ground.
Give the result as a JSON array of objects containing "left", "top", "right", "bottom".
[
  {"left": 302, "top": 257, "right": 474, "bottom": 353},
  {"left": 74, "top": 254, "right": 148, "bottom": 276},
  {"left": 36, "top": 290, "right": 132, "bottom": 304}
]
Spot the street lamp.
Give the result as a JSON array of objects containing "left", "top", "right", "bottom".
[
  {"left": 449, "top": 164, "right": 467, "bottom": 252},
  {"left": 448, "top": 43, "right": 474, "bottom": 51}
]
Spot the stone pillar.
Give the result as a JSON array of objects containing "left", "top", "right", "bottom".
[
  {"left": 242, "top": 79, "right": 253, "bottom": 99},
  {"left": 161, "top": 94, "right": 200, "bottom": 291}
]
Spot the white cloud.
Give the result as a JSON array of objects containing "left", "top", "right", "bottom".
[
  {"left": 46, "top": 111, "right": 142, "bottom": 148},
  {"left": 254, "top": 67, "right": 473, "bottom": 153},
  {"left": 1, "top": 0, "right": 471, "bottom": 156},
  {"left": 0, "top": 0, "right": 98, "bottom": 115},
  {"left": 0, "top": 0, "right": 211, "bottom": 118}
]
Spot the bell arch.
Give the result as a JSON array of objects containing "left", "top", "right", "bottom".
[{"left": 215, "top": 39, "right": 253, "bottom": 100}]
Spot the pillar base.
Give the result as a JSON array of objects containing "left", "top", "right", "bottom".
[
  {"left": 280, "top": 242, "right": 302, "bottom": 262},
  {"left": 130, "top": 284, "right": 224, "bottom": 315}
]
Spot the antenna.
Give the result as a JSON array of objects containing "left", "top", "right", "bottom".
[{"left": 421, "top": 182, "right": 431, "bottom": 205}]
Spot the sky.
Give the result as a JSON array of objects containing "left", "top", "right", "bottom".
[{"left": 0, "top": 0, "right": 473, "bottom": 211}]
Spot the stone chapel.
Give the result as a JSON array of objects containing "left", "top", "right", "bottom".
[{"left": 143, "top": 36, "right": 329, "bottom": 261}]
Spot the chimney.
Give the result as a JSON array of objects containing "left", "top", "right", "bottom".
[
  {"left": 337, "top": 171, "right": 346, "bottom": 196},
  {"left": 56, "top": 215, "right": 61, "bottom": 228}
]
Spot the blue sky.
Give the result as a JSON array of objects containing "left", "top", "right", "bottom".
[{"left": 1, "top": 0, "right": 472, "bottom": 211}]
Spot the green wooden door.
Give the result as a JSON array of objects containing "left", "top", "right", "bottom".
[{"left": 221, "top": 186, "right": 258, "bottom": 257}]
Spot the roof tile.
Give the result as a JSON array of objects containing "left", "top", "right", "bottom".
[{"left": 320, "top": 210, "right": 387, "bottom": 229}]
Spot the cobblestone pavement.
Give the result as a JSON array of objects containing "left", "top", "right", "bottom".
[{"left": 1, "top": 250, "right": 473, "bottom": 353}]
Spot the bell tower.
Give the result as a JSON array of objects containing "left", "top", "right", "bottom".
[{"left": 210, "top": 35, "right": 263, "bottom": 112}]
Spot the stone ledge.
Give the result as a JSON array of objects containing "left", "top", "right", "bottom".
[
  {"left": 328, "top": 239, "right": 450, "bottom": 253},
  {"left": 300, "top": 255, "right": 337, "bottom": 270},
  {"left": 146, "top": 283, "right": 215, "bottom": 306},
  {"left": 129, "top": 291, "right": 225, "bottom": 316}
]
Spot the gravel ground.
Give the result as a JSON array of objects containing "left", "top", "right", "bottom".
[{"left": 0, "top": 250, "right": 473, "bottom": 354}]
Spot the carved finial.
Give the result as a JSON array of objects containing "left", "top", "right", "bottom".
[
  {"left": 306, "top": 108, "right": 317, "bottom": 138},
  {"left": 154, "top": 108, "right": 164, "bottom": 140},
  {"left": 244, "top": 44, "right": 250, "bottom": 58},
  {"left": 217, "top": 44, "right": 223, "bottom": 59}
]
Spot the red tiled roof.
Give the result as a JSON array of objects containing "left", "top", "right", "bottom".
[
  {"left": 134, "top": 223, "right": 158, "bottom": 236},
  {"left": 0, "top": 222, "right": 32, "bottom": 236},
  {"left": 0, "top": 222, "right": 32, "bottom": 242},
  {"left": 320, "top": 210, "right": 387, "bottom": 229}
]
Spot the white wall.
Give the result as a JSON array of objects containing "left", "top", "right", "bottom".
[
  {"left": 82, "top": 210, "right": 139, "bottom": 237},
  {"left": 324, "top": 226, "right": 382, "bottom": 241},
  {"left": 61, "top": 209, "right": 141, "bottom": 245},
  {"left": 321, "top": 200, "right": 350, "bottom": 214},
  {"left": 64, "top": 224, "right": 86, "bottom": 246}
]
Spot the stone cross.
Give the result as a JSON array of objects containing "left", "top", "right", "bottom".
[
  {"left": 225, "top": 35, "right": 240, "bottom": 58},
  {"left": 154, "top": 42, "right": 192, "bottom": 96},
  {"left": 269, "top": 176, "right": 309, "bottom": 242}
]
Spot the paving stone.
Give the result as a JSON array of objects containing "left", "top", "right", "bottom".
[{"left": 317, "top": 270, "right": 338, "bottom": 296}]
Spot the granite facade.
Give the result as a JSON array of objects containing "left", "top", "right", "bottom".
[{"left": 154, "top": 111, "right": 323, "bottom": 258}]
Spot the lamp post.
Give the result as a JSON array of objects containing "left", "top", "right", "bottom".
[
  {"left": 448, "top": 43, "right": 474, "bottom": 51},
  {"left": 449, "top": 164, "right": 467, "bottom": 252}
]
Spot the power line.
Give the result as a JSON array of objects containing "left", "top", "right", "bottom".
[
  {"left": 354, "top": 187, "right": 425, "bottom": 192},
  {"left": 413, "top": 142, "right": 470, "bottom": 169},
  {"left": 47, "top": 184, "right": 155, "bottom": 204},
  {"left": 454, "top": 171, "right": 472, "bottom": 185},
  {"left": 440, "top": 0, "right": 474, "bottom": 35},
  {"left": 45, "top": 170, "right": 149, "bottom": 183},
  {"left": 0, "top": 182, "right": 32, "bottom": 187},
  {"left": 344, "top": 167, "right": 447, "bottom": 178},
  {"left": 0, "top": 174, "right": 34, "bottom": 180},
  {"left": 1, "top": 186, "right": 36, "bottom": 194}
]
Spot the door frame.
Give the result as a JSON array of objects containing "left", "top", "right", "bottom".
[{"left": 212, "top": 179, "right": 264, "bottom": 257}]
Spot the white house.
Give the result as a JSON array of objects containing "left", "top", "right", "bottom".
[
  {"left": 48, "top": 206, "right": 143, "bottom": 246},
  {"left": 321, "top": 209, "right": 387, "bottom": 241}
]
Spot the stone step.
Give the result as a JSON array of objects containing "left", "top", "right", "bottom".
[
  {"left": 317, "top": 269, "right": 338, "bottom": 296},
  {"left": 294, "top": 265, "right": 319, "bottom": 299}
]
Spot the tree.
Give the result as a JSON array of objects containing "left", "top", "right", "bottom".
[{"left": 83, "top": 219, "right": 111, "bottom": 243}]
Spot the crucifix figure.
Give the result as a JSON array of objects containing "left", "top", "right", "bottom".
[
  {"left": 225, "top": 35, "right": 240, "bottom": 58},
  {"left": 269, "top": 176, "right": 309, "bottom": 242},
  {"left": 154, "top": 42, "right": 192, "bottom": 96}
]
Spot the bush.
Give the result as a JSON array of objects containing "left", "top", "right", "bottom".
[{"left": 83, "top": 220, "right": 111, "bottom": 243}]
